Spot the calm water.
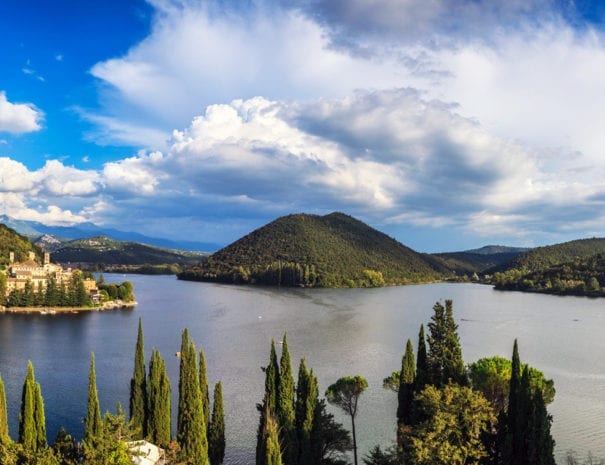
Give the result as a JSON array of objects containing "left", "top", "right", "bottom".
[{"left": 0, "top": 276, "right": 604, "bottom": 463}]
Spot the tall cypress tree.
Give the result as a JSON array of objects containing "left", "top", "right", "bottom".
[
  {"left": 397, "top": 339, "right": 415, "bottom": 426},
  {"left": 177, "top": 329, "right": 209, "bottom": 465},
  {"left": 256, "top": 339, "right": 280, "bottom": 465},
  {"left": 33, "top": 381, "right": 46, "bottom": 450},
  {"left": 130, "top": 317, "right": 147, "bottom": 437},
  {"left": 0, "top": 374, "right": 9, "bottom": 444},
  {"left": 444, "top": 300, "right": 467, "bottom": 385},
  {"left": 199, "top": 348, "right": 210, "bottom": 432},
  {"left": 527, "top": 389, "right": 556, "bottom": 465},
  {"left": 147, "top": 349, "right": 171, "bottom": 448},
  {"left": 503, "top": 339, "right": 529, "bottom": 465},
  {"left": 264, "top": 408, "right": 284, "bottom": 465},
  {"left": 415, "top": 324, "right": 428, "bottom": 390},
  {"left": 18, "top": 361, "right": 36, "bottom": 451},
  {"left": 84, "top": 353, "right": 102, "bottom": 445},
  {"left": 295, "top": 359, "right": 318, "bottom": 465},
  {"left": 209, "top": 382, "right": 225, "bottom": 465},
  {"left": 278, "top": 333, "right": 296, "bottom": 465}
]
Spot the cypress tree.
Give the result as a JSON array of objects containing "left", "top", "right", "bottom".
[
  {"left": 177, "top": 329, "right": 209, "bottom": 465},
  {"left": 444, "top": 299, "right": 467, "bottom": 385},
  {"left": 397, "top": 339, "right": 415, "bottom": 426},
  {"left": 18, "top": 361, "right": 36, "bottom": 451},
  {"left": 415, "top": 324, "right": 428, "bottom": 390},
  {"left": 208, "top": 382, "right": 225, "bottom": 465},
  {"left": 278, "top": 333, "right": 296, "bottom": 465},
  {"left": 504, "top": 339, "right": 527, "bottom": 465},
  {"left": 295, "top": 359, "right": 318, "bottom": 465},
  {"left": 527, "top": 389, "right": 556, "bottom": 465},
  {"left": 199, "top": 348, "right": 210, "bottom": 432},
  {"left": 33, "top": 381, "right": 46, "bottom": 450},
  {"left": 264, "top": 408, "right": 284, "bottom": 465},
  {"left": 147, "top": 349, "right": 171, "bottom": 448},
  {"left": 130, "top": 317, "right": 147, "bottom": 437},
  {"left": 0, "top": 374, "right": 9, "bottom": 444},
  {"left": 256, "top": 339, "right": 280, "bottom": 465},
  {"left": 84, "top": 353, "right": 102, "bottom": 445}
]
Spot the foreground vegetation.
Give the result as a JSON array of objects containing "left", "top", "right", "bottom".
[{"left": 0, "top": 299, "right": 591, "bottom": 465}]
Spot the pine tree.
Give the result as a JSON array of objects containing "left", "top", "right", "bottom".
[
  {"left": 84, "top": 353, "right": 102, "bottom": 445},
  {"left": 147, "top": 349, "right": 171, "bottom": 448},
  {"left": 397, "top": 339, "right": 415, "bottom": 426},
  {"left": 130, "top": 317, "right": 147, "bottom": 437},
  {"left": 208, "top": 382, "right": 225, "bottom": 465},
  {"left": 256, "top": 339, "right": 280, "bottom": 465},
  {"left": 0, "top": 374, "right": 9, "bottom": 444},
  {"left": 19, "top": 361, "right": 36, "bottom": 451},
  {"left": 278, "top": 333, "right": 296, "bottom": 465},
  {"left": 199, "top": 348, "right": 210, "bottom": 432},
  {"left": 427, "top": 300, "right": 466, "bottom": 387},
  {"left": 177, "top": 329, "right": 209, "bottom": 465},
  {"left": 415, "top": 324, "right": 428, "bottom": 390},
  {"left": 34, "top": 381, "right": 46, "bottom": 450},
  {"left": 295, "top": 359, "right": 318, "bottom": 465}
]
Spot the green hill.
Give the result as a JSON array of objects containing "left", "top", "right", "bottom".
[
  {"left": 52, "top": 236, "right": 205, "bottom": 268},
  {"left": 178, "top": 212, "right": 448, "bottom": 287},
  {"left": 487, "top": 238, "right": 605, "bottom": 274},
  {"left": 492, "top": 254, "right": 605, "bottom": 296},
  {"left": 432, "top": 248, "right": 528, "bottom": 275},
  {"left": 0, "top": 224, "right": 42, "bottom": 265}
]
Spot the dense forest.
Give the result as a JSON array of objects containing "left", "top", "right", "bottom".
[
  {"left": 178, "top": 212, "right": 448, "bottom": 287},
  {"left": 0, "top": 300, "right": 588, "bottom": 465},
  {"left": 0, "top": 225, "right": 43, "bottom": 265}
]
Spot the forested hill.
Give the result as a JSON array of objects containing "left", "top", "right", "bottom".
[
  {"left": 0, "top": 224, "right": 42, "bottom": 265},
  {"left": 487, "top": 238, "right": 605, "bottom": 274},
  {"left": 178, "top": 212, "right": 449, "bottom": 287},
  {"left": 52, "top": 236, "right": 204, "bottom": 267}
]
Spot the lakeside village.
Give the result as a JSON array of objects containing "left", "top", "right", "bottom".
[{"left": 0, "top": 251, "right": 136, "bottom": 313}]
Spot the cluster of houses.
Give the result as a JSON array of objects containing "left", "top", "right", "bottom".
[{"left": 3, "top": 251, "right": 100, "bottom": 302}]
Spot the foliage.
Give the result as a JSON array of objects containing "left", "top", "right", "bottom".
[
  {"left": 178, "top": 212, "right": 446, "bottom": 287},
  {"left": 406, "top": 384, "right": 495, "bottom": 465},
  {"left": 209, "top": 382, "right": 225, "bottom": 465},
  {"left": 492, "top": 253, "right": 605, "bottom": 297},
  {"left": 468, "top": 355, "right": 555, "bottom": 412},
  {"left": 426, "top": 300, "right": 467, "bottom": 387},
  {"left": 130, "top": 318, "right": 147, "bottom": 437},
  {"left": 309, "top": 399, "right": 352, "bottom": 465},
  {"left": 52, "top": 427, "right": 78, "bottom": 465},
  {"left": 19, "top": 361, "right": 38, "bottom": 451},
  {"left": 277, "top": 333, "right": 296, "bottom": 465},
  {"left": 264, "top": 409, "right": 284, "bottom": 465},
  {"left": 0, "top": 374, "right": 9, "bottom": 444},
  {"left": 84, "top": 353, "right": 102, "bottom": 446},
  {"left": 397, "top": 339, "right": 416, "bottom": 426},
  {"left": 325, "top": 375, "right": 368, "bottom": 465},
  {"left": 147, "top": 349, "right": 171, "bottom": 448},
  {"left": 176, "top": 329, "right": 209, "bottom": 465},
  {"left": 0, "top": 224, "right": 43, "bottom": 266},
  {"left": 199, "top": 348, "right": 211, "bottom": 432},
  {"left": 257, "top": 339, "right": 280, "bottom": 465},
  {"left": 295, "top": 359, "right": 318, "bottom": 465},
  {"left": 362, "top": 445, "right": 399, "bottom": 465}
]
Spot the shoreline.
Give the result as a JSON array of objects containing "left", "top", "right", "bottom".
[{"left": 0, "top": 300, "right": 137, "bottom": 314}]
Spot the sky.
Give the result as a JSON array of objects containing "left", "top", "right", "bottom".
[{"left": 2, "top": 0, "right": 605, "bottom": 252}]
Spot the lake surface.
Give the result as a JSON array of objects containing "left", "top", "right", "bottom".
[{"left": 1, "top": 276, "right": 604, "bottom": 464}]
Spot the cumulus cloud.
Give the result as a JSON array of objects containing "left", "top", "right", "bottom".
[{"left": 0, "top": 92, "right": 43, "bottom": 134}]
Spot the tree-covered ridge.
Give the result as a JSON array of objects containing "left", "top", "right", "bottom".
[
  {"left": 178, "top": 212, "right": 447, "bottom": 287},
  {"left": 492, "top": 253, "right": 605, "bottom": 296},
  {"left": 488, "top": 237, "right": 605, "bottom": 274},
  {"left": 0, "top": 224, "right": 42, "bottom": 266},
  {"left": 52, "top": 236, "right": 204, "bottom": 267}
]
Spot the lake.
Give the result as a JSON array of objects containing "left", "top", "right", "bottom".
[{"left": 0, "top": 275, "right": 604, "bottom": 464}]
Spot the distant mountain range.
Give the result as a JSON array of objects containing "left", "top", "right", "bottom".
[{"left": 0, "top": 215, "right": 220, "bottom": 252}]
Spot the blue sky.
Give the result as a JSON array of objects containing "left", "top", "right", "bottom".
[{"left": 2, "top": 0, "right": 605, "bottom": 252}]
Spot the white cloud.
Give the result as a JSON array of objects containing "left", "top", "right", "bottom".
[{"left": 0, "top": 92, "right": 43, "bottom": 134}]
